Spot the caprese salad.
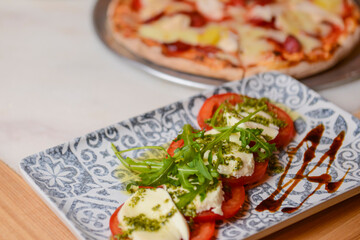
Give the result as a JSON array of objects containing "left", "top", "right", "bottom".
[{"left": 110, "top": 93, "right": 295, "bottom": 240}]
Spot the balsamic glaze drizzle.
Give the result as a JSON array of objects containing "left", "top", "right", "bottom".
[{"left": 256, "top": 124, "right": 348, "bottom": 213}]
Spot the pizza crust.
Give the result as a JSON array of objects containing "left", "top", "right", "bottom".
[
  {"left": 244, "top": 26, "right": 360, "bottom": 79},
  {"left": 107, "top": 0, "right": 360, "bottom": 81},
  {"left": 111, "top": 31, "right": 246, "bottom": 80}
]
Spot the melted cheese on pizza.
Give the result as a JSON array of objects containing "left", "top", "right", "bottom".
[{"left": 139, "top": 0, "right": 170, "bottom": 21}]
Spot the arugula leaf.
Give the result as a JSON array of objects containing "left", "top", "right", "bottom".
[
  {"left": 176, "top": 180, "right": 209, "bottom": 210},
  {"left": 236, "top": 127, "right": 277, "bottom": 161},
  {"left": 137, "top": 157, "right": 175, "bottom": 187},
  {"left": 201, "top": 106, "right": 266, "bottom": 155},
  {"left": 194, "top": 154, "right": 212, "bottom": 180}
]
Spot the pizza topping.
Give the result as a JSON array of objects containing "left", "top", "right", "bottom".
[
  {"left": 195, "top": 0, "right": 225, "bottom": 20},
  {"left": 198, "top": 25, "right": 239, "bottom": 52},
  {"left": 163, "top": 41, "right": 192, "bottom": 54},
  {"left": 138, "top": 0, "right": 170, "bottom": 21},
  {"left": 296, "top": 2, "right": 345, "bottom": 29},
  {"left": 139, "top": 14, "right": 198, "bottom": 44},
  {"left": 313, "top": 0, "right": 344, "bottom": 15},
  {"left": 283, "top": 35, "right": 302, "bottom": 53},
  {"left": 131, "top": 0, "right": 142, "bottom": 12},
  {"left": 165, "top": 2, "right": 193, "bottom": 15},
  {"left": 198, "top": 25, "right": 222, "bottom": 46},
  {"left": 297, "top": 34, "right": 322, "bottom": 53},
  {"left": 236, "top": 25, "right": 275, "bottom": 65},
  {"left": 248, "top": 3, "right": 283, "bottom": 23},
  {"left": 217, "top": 31, "right": 239, "bottom": 52},
  {"left": 181, "top": 11, "right": 208, "bottom": 27}
]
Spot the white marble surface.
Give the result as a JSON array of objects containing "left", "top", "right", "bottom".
[{"left": 1, "top": 0, "right": 360, "bottom": 174}]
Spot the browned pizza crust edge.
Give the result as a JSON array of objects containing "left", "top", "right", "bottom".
[
  {"left": 244, "top": 26, "right": 360, "bottom": 79},
  {"left": 107, "top": 0, "right": 360, "bottom": 81}
]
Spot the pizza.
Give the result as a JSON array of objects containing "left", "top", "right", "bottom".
[{"left": 107, "top": 0, "right": 360, "bottom": 81}]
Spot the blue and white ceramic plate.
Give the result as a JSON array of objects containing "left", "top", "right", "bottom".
[{"left": 20, "top": 72, "right": 360, "bottom": 240}]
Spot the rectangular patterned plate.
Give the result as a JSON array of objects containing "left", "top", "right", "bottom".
[{"left": 20, "top": 72, "right": 360, "bottom": 240}]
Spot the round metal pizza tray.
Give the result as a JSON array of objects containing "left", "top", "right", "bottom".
[{"left": 93, "top": 0, "right": 360, "bottom": 90}]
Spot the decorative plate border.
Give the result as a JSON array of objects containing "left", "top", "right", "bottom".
[{"left": 20, "top": 72, "right": 360, "bottom": 240}]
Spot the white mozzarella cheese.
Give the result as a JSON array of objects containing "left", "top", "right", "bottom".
[
  {"left": 217, "top": 149, "right": 255, "bottom": 177},
  {"left": 248, "top": 4, "right": 284, "bottom": 22},
  {"left": 296, "top": 2, "right": 344, "bottom": 29},
  {"left": 225, "top": 111, "right": 279, "bottom": 140},
  {"left": 165, "top": 2, "right": 193, "bottom": 14},
  {"left": 196, "top": 0, "right": 224, "bottom": 20},
  {"left": 138, "top": 14, "right": 198, "bottom": 44},
  {"left": 139, "top": 0, "right": 170, "bottom": 21},
  {"left": 217, "top": 31, "right": 238, "bottom": 52},
  {"left": 313, "top": 0, "right": 344, "bottom": 14},
  {"left": 296, "top": 34, "right": 322, "bottom": 53},
  {"left": 165, "top": 182, "right": 224, "bottom": 216},
  {"left": 204, "top": 129, "right": 255, "bottom": 178},
  {"left": 191, "top": 182, "right": 224, "bottom": 215},
  {"left": 118, "top": 188, "right": 189, "bottom": 240},
  {"left": 236, "top": 25, "right": 277, "bottom": 66}
]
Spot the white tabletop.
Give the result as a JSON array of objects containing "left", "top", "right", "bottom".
[{"left": 1, "top": 0, "right": 360, "bottom": 174}]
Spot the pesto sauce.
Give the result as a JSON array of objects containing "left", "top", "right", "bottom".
[
  {"left": 122, "top": 207, "right": 177, "bottom": 233},
  {"left": 268, "top": 155, "right": 284, "bottom": 174},
  {"left": 234, "top": 97, "right": 286, "bottom": 128},
  {"left": 128, "top": 188, "right": 146, "bottom": 207},
  {"left": 152, "top": 204, "right": 161, "bottom": 211}
]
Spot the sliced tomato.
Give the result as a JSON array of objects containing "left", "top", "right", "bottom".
[
  {"left": 109, "top": 204, "right": 214, "bottom": 240},
  {"left": 222, "top": 160, "right": 269, "bottom": 186},
  {"left": 194, "top": 184, "right": 245, "bottom": 221},
  {"left": 197, "top": 93, "right": 295, "bottom": 148},
  {"left": 197, "top": 93, "right": 243, "bottom": 131},
  {"left": 190, "top": 221, "right": 216, "bottom": 240},
  {"left": 109, "top": 205, "right": 123, "bottom": 237},
  {"left": 167, "top": 139, "right": 184, "bottom": 157},
  {"left": 266, "top": 102, "right": 296, "bottom": 149}
]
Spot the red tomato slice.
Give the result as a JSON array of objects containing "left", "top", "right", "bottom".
[
  {"left": 190, "top": 221, "right": 216, "bottom": 240},
  {"left": 221, "top": 160, "right": 269, "bottom": 186},
  {"left": 194, "top": 184, "right": 245, "bottom": 221},
  {"left": 197, "top": 93, "right": 243, "bottom": 131},
  {"left": 109, "top": 205, "right": 123, "bottom": 237},
  {"left": 167, "top": 139, "right": 184, "bottom": 157},
  {"left": 197, "top": 93, "right": 295, "bottom": 149},
  {"left": 109, "top": 204, "right": 214, "bottom": 240},
  {"left": 266, "top": 102, "right": 296, "bottom": 149}
]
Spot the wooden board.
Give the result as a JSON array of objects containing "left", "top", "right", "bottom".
[
  {"left": 1, "top": 111, "right": 360, "bottom": 240},
  {"left": 0, "top": 161, "right": 76, "bottom": 240}
]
